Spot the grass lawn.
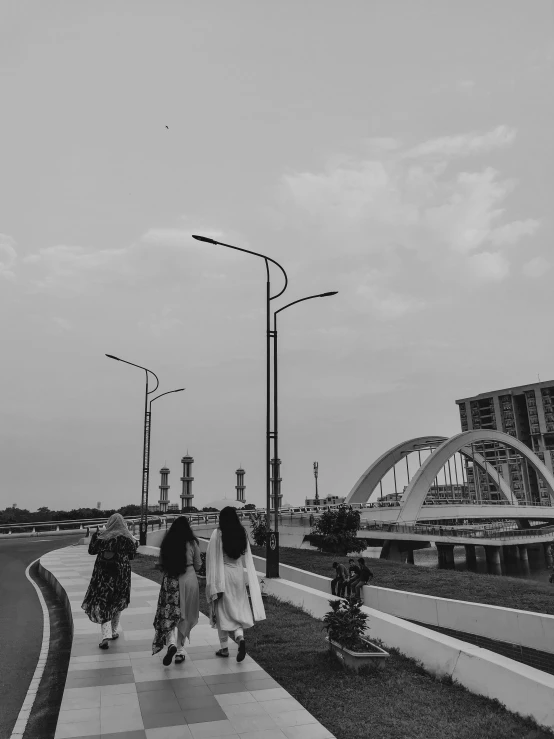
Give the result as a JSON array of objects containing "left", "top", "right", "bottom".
[
  {"left": 131, "top": 553, "right": 553, "bottom": 739},
  {"left": 249, "top": 544, "right": 554, "bottom": 615}
]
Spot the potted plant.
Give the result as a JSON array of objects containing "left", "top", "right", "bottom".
[{"left": 323, "top": 598, "right": 389, "bottom": 672}]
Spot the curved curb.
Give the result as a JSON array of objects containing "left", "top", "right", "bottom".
[{"left": 9, "top": 558, "right": 51, "bottom": 739}]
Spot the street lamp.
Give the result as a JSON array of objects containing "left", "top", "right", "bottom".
[
  {"left": 271, "top": 292, "right": 338, "bottom": 564},
  {"left": 192, "top": 234, "right": 288, "bottom": 577},
  {"left": 105, "top": 354, "right": 184, "bottom": 545}
]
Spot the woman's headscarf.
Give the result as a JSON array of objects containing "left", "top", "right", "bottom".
[{"left": 98, "top": 513, "right": 136, "bottom": 541}]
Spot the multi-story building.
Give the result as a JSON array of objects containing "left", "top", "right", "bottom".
[
  {"left": 304, "top": 494, "right": 345, "bottom": 507},
  {"left": 455, "top": 381, "right": 554, "bottom": 504}
]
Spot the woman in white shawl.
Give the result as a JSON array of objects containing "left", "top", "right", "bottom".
[{"left": 206, "top": 506, "right": 265, "bottom": 662}]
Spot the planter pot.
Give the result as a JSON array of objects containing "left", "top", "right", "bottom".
[
  {"left": 326, "top": 637, "right": 389, "bottom": 672},
  {"left": 197, "top": 575, "right": 206, "bottom": 585}
]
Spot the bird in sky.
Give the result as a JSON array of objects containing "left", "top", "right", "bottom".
[{"left": 165, "top": 125, "right": 169, "bottom": 129}]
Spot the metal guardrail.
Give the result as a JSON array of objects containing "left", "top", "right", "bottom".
[
  {"left": 363, "top": 521, "right": 554, "bottom": 541},
  {"left": 2, "top": 496, "right": 554, "bottom": 536}
]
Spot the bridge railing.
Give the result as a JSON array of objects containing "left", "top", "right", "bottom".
[{"left": 363, "top": 520, "right": 554, "bottom": 541}]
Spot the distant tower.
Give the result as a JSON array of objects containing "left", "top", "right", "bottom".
[
  {"left": 313, "top": 462, "right": 319, "bottom": 503},
  {"left": 97, "top": 501, "right": 101, "bottom": 509},
  {"left": 158, "top": 466, "right": 170, "bottom": 513},
  {"left": 180, "top": 452, "right": 194, "bottom": 511},
  {"left": 236, "top": 466, "right": 246, "bottom": 504}
]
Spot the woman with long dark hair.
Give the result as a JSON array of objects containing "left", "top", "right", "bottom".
[
  {"left": 81, "top": 513, "right": 138, "bottom": 649},
  {"left": 206, "top": 506, "right": 265, "bottom": 662},
  {"left": 152, "top": 516, "right": 201, "bottom": 665}
]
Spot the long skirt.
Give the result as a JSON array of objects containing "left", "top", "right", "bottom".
[
  {"left": 152, "top": 568, "right": 199, "bottom": 655},
  {"left": 216, "top": 560, "right": 254, "bottom": 632}
]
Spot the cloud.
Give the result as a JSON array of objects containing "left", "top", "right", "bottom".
[
  {"left": 52, "top": 317, "right": 73, "bottom": 331},
  {"left": 423, "top": 168, "right": 515, "bottom": 254},
  {"left": 523, "top": 256, "right": 551, "bottom": 278},
  {"left": 0, "top": 234, "right": 17, "bottom": 281},
  {"left": 18, "top": 223, "right": 235, "bottom": 295},
  {"left": 489, "top": 219, "right": 540, "bottom": 246},
  {"left": 283, "top": 125, "right": 539, "bottom": 303},
  {"left": 138, "top": 304, "right": 183, "bottom": 337},
  {"left": 403, "top": 125, "right": 516, "bottom": 160},
  {"left": 467, "top": 251, "right": 510, "bottom": 283}
]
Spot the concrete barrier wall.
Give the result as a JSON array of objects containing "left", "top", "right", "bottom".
[
  {"left": 261, "top": 576, "right": 554, "bottom": 731},
  {"left": 245, "top": 557, "right": 554, "bottom": 656},
  {"left": 0, "top": 529, "right": 87, "bottom": 540}
]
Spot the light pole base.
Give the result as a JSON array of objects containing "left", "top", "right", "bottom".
[
  {"left": 139, "top": 523, "right": 147, "bottom": 546},
  {"left": 265, "top": 531, "right": 279, "bottom": 577}
]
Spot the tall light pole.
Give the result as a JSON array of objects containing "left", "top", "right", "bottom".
[
  {"left": 192, "top": 234, "right": 288, "bottom": 578},
  {"left": 105, "top": 354, "right": 184, "bottom": 545},
  {"left": 314, "top": 462, "right": 319, "bottom": 503},
  {"left": 272, "top": 292, "right": 338, "bottom": 560}
]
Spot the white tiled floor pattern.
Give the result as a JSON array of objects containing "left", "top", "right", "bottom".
[{"left": 40, "top": 547, "right": 335, "bottom": 739}]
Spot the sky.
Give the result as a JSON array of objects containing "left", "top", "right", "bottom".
[{"left": 1, "top": 1, "right": 553, "bottom": 512}]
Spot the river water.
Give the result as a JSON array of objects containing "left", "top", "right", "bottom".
[{"left": 362, "top": 544, "right": 553, "bottom": 584}]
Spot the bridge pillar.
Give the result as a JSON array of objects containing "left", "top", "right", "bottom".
[
  {"left": 485, "top": 546, "right": 502, "bottom": 575},
  {"left": 503, "top": 545, "right": 519, "bottom": 568},
  {"left": 464, "top": 544, "right": 477, "bottom": 570},
  {"left": 406, "top": 548, "right": 415, "bottom": 565},
  {"left": 543, "top": 542, "right": 553, "bottom": 567},
  {"left": 518, "top": 544, "right": 529, "bottom": 564},
  {"left": 436, "top": 544, "right": 455, "bottom": 569}
]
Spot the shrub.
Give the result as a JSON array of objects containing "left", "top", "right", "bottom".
[
  {"left": 310, "top": 506, "right": 366, "bottom": 555},
  {"left": 250, "top": 512, "right": 268, "bottom": 547},
  {"left": 323, "top": 597, "right": 369, "bottom": 651}
]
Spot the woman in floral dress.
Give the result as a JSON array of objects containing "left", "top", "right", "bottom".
[
  {"left": 81, "top": 513, "right": 138, "bottom": 649},
  {"left": 152, "top": 516, "right": 202, "bottom": 665}
]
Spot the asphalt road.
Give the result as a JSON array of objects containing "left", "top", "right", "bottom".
[{"left": 0, "top": 535, "right": 81, "bottom": 739}]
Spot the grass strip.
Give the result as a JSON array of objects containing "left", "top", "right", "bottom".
[
  {"left": 249, "top": 544, "right": 554, "bottom": 614},
  {"left": 131, "top": 553, "right": 553, "bottom": 739}
]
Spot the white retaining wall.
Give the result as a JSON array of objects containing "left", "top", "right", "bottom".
[{"left": 263, "top": 576, "right": 554, "bottom": 731}]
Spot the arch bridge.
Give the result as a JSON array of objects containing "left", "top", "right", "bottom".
[{"left": 345, "top": 430, "right": 554, "bottom": 525}]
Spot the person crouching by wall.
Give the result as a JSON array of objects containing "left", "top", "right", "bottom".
[
  {"left": 345, "top": 558, "right": 360, "bottom": 597},
  {"left": 81, "top": 513, "right": 139, "bottom": 649},
  {"left": 152, "top": 516, "right": 202, "bottom": 665},
  {"left": 331, "top": 561, "right": 348, "bottom": 596},
  {"left": 206, "top": 506, "right": 266, "bottom": 662},
  {"left": 351, "top": 557, "right": 374, "bottom": 601}
]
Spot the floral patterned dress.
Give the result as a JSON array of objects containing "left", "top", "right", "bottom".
[
  {"left": 152, "top": 540, "right": 201, "bottom": 655},
  {"left": 81, "top": 532, "right": 138, "bottom": 624}
]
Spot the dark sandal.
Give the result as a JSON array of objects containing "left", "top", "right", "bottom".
[
  {"left": 163, "top": 645, "right": 177, "bottom": 666},
  {"left": 99, "top": 639, "right": 110, "bottom": 650},
  {"left": 215, "top": 649, "right": 229, "bottom": 658},
  {"left": 237, "top": 639, "right": 246, "bottom": 663},
  {"left": 175, "top": 654, "right": 185, "bottom": 664}
]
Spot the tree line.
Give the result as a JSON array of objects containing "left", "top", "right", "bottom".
[{"left": 0, "top": 502, "right": 257, "bottom": 525}]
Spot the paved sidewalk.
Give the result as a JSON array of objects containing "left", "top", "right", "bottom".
[{"left": 40, "top": 546, "right": 335, "bottom": 739}]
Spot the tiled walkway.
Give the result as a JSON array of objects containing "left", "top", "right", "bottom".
[{"left": 40, "top": 546, "right": 335, "bottom": 739}]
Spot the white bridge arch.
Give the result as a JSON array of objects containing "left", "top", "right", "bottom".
[{"left": 345, "top": 430, "right": 554, "bottom": 522}]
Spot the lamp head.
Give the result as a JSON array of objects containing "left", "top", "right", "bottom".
[
  {"left": 320, "top": 291, "right": 338, "bottom": 297},
  {"left": 192, "top": 234, "right": 218, "bottom": 245},
  {"left": 105, "top": 354, "right": 120, "bottom": 361}
]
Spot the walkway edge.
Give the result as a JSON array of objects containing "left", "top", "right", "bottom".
[{"left": 9, "top": 558, "right": 51, "bottom": 739}]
